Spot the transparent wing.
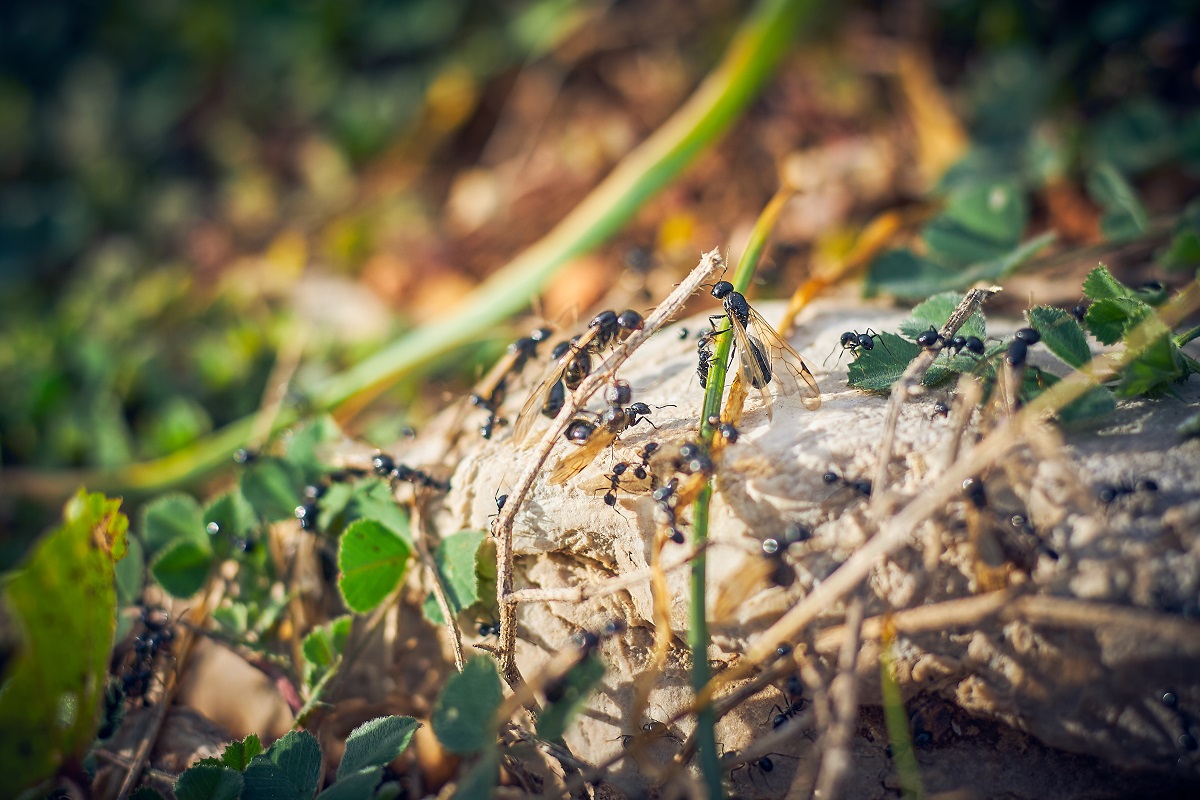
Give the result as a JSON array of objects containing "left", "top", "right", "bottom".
[
  {"left": 745, "top": 307, "right": 822, "bottom": 411},
  {"left": 471, "top": 347, "right": 523, "bottom": 406},
  {"left": 727, "top": 320, "right": 776, "bottom": 418},
  {"left": 510, "top": 327, "right": 603, "bottom": 447},
  {"left": 548, "top": 428, "right": 618, "bottom": 485},
  {"left": 580, "top": 470, "right": 654, "bottom": 497},
  {"left": 510, "top": 357, "right": 571, "bottom": 447}
]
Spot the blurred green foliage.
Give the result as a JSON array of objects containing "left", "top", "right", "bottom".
[{"left": 0, "top": 0, "right": 567, "bottom": 481}]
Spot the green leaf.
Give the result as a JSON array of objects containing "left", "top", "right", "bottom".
[
  {"left": 204, "top": 489, "right": 257, "bottom": 545},
  {"left": 240, "top": 457, "right": 306, "bottom": 522},
  {"left": 430, "top": 531, "right": 488, "bottom": 617},
  {"left": 151, "top": 538, "right": 214, "bottom": 599},
  {"left": 536, "top": 656, "right": 605, "bottom": 742},
  {"left": 450, "top": 749, "right": 499, "bottom": 800},
  {"left": 1027, "top": 306, "right": 1090, "bottom": 368},
  {"left": 433, "top": 657, "right": 503, "bottom": 755},
  {"left": 338, "top": 519, "right": 413, "bottom": 614},
  {"left": 865, "top": 249, "right": 957, "bottom": 300},
  {"left": 343, "top": 479, "right": 411, "bottom": 542},
  {"left": 115, "top": 532, "right": 145, "bottom": 608},
  {"left": 222, "top": 734, "right": 264, "bottom": 771},
  {"left": 246, "top": 729, "right": 322, "bottom": 800},
  {"left": 0, "top": 491, "right": 128, "bottom": 794},
  {"left": 1059, "top": 384, "right": 1117, "bottom": 424},
  {"left": 1117, "top": 331, "right": 1183, "bottom": 397},
  {"left": 141, "top": 492, "right": 206, "bottom": 557},
  {"left": 1085, "top": 297, "right": 1151, "bottom": 345},
  {"left": 846, "top": 333, "right": 921, "bottom": 393},
  {"left": 242, "top": 759, "right": 298, "bottom": 799},
  {"left": 338, "top": 716, "right": 421, "bottom": 778},
  {"left": 303, "top": 615, "right": 353, "bottom": 685},
  {"left": 1081, "top": 265, "right": 1133, "bottom": 301},
  {"left": 923, "top": 180, "right": 1027, "bottom": 263},
  {"left": 318, "top": 767, "right": 383, "bottom": 800},
  {"left": 899, "top": 293, "right": 986, "bottom": 340},
  {"left": 130, "top": 787, "right": 168, "bottom": 800},
  {"left": 1087, "top": 163, "right": 1148, "bottom": 241},
  {"left": 175, "top": 763, "right": 245, "bottom": 800}
]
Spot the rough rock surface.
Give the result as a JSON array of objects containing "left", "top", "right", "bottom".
[{"left": 417, "top": 296, "right": 1200, "bottom": 798}]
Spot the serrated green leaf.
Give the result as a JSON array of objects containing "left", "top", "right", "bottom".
[
  {"left": 846, "top": 333, "right": 920, "bottom": 393},
  {"left": 240, "top": 457, "right": 306, "bottom": 522},
  {"left": 0, "top": 491, "right": 127, "bottom": 795},
  {"left": 1027, "top": 306, "right": 1091, "bottom": 368},
  {"left": 247, "top": 729, "right": 322, "bottom": 800},
  {"left": 242, "top": 759, "right": 297, "bottom": 799},
  {"left": 204, "top": 490, "right": 257, "bottom": 545},
  {"left": 318, "top": 767, "right": 383, "bottom": 800},
  {"left": 151, "top": 538, "right": 214, "bottom": 599},
  {"left": 222, "top": 734, "right": 264, "bottom": 771},
  {"left": 141, "top": 492, "right": 206, "bottom": 557},
  {"left": 174, "top": 763, "right": 245, "bottom": 800},
  {"left": 1085, "top": 297, "right": 1151, "bottom": 345},
  {"left": 536, "top": 655, "right": 605, "bottom": 742},
  {"left": 1087, "top": 163, "right": 1149, "bottom": 241},
  {"left": 338, "top": 519, "right": 413, "bottom": 614},
  {"left": 1117, "top": 332, "right": 1183, "bottom": 397},
  {"left": 1081, "top": 265, "right": 1132, "bottom": 301},
  {"left": 451, "top": 749, "right": 500, "bottom": 800},
  {"left": 338, "top": 716, "right": 420, "bottom": 778},
  {"left": 899, "top": 293, "right": 986, "bottom": 340},
  {"left": 430, "top": 531, "right": 488, "bottom": 618},
  {"left": 433, "top": 657, "right": 503, "bottom": 755}
]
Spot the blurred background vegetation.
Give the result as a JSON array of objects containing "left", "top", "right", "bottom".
[{"left": 1, "top": 0, "right": 1198, "bottom": 561}]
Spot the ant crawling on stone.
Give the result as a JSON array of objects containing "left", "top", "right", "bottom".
[{"left": 721, "top": 746, "right": 798, "bottom": 789}]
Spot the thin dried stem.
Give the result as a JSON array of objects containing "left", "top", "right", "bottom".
[
  {"left": 491, "top": 249, "right": 725, "bottom": 692},
  {"left": 812, "top": 597, "right": 864, "bottom": 800},
  {"left": 413, "top": 504, "right": 466, "bottom": 672},
  {"left": 504, "top": 542, "right": 706, "bottom": 605}
]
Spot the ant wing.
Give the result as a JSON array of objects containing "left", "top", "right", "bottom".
[
  {"left": 746, "top": 307, "right": 821, "bottom": 411},
  {"left": 729, "top": 321, "right": 775, "bottom": 419},
  {"left": 471, "top": 346, "right": 523, "bottom": 407},
  {"left": 580, "top": 470, "right": 654, "bottom": 497},
  {"left": 511, "top": 357, "right": 573, "bottom": 447},
  {"left": 548, "top": 427, "right": 619, "bottom": 485}
]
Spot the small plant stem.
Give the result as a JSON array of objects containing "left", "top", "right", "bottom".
[
  {"left": 1174, "top": 323, "right": 1200, "bottom": 348},
  {"left": 880, "top": 621, "right": 925, "bottom": 800},
  {"left": 688, "top": 184, "right": 795, "bottom": 798}
]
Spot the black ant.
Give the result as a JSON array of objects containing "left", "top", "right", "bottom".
[
  {"left": 371, "top": 452, "right": 451, "bottom": 492},
  {"left": 827, "top": 328, "right": 886, "bottom": 365},
  {"left": 488, "top": 492, "right": 508, "bottom": 530},
  {"left": 1096, "top": 478, "right": 1158, "bottom": 505},
  {"left": 550, "top": 380, "right": 666, "bottom": 484},
  {"left": 653, "top": 479, "right": 686, "bottom": 544},
  {"left": 697, "top": 332, "right": 715, "bottom": 389},
  {"left": 931, "top": 400, "right": 951, "bottom": 419},
  {"left": 722, "top": 748, "right": 797, "bottom": 787},
  {"left": 946, "top": 334, "right": 985, "bottom": 358},
  {"left": 294, "top": 483, "right": 325, "bottom": 532},
  {"left": 916, "top": 326, "right": 945, "bottom": 351},
  {"left": 233, "top": 448, "right": 258, "bottom": 465},
  {"left": 822, "top": 470, "right": 872, "bottom": 498},
  {"left": 1069, "top": 302, "right": 1089, "bottom": 323},
  {"left": 478, "top": 621, "right": 501, "bottom": 638}
]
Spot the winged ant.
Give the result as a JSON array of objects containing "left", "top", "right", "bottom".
[
  {"left": 708, "top": 281, "right": 821, "bottom": 416},
  {"left": 511, "top": 309, "right": 644, "bottom": 446},
  {"left": 548, "top": 380, "right": 666, "bottom": 485},
  {"left": 470, "top": 326, "right": 553, "bottom": 439}
]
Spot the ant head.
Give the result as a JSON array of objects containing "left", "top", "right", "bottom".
[
  {"left": 588, "top": 309, "right": 618, "bottom": 330},
  {"left": 711, "top": 281, "right": 735, "bottom": 300}
]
